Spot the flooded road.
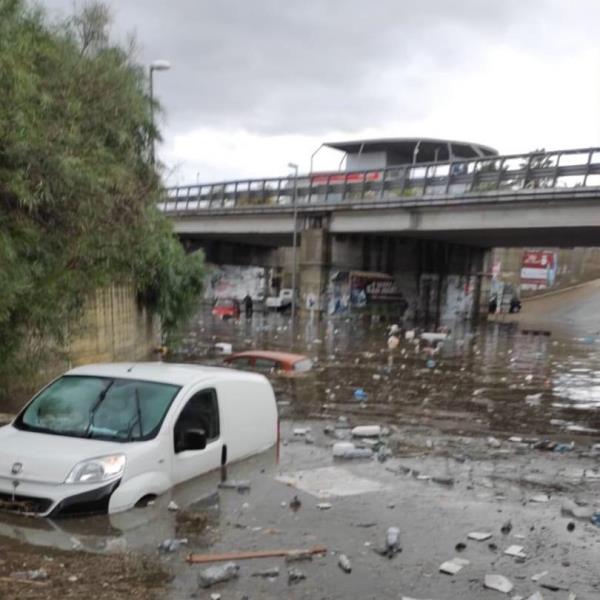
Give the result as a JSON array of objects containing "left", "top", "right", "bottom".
[
  {"left": 1, "top": 282, "right": 600, "bottom": 599},
  {"left": 174, "top": 290, "right": 600, "bottom": 438}
]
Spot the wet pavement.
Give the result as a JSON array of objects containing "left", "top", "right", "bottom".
[{"left": 2, "top": 282, "right": 600, "bottom": 598}]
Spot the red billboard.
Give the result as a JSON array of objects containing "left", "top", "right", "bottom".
[{"left": 520, "top": 250, "right": 557, "bottom": 289}]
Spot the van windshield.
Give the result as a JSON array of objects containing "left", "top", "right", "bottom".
[{"left": 15, "top": 375, "right": 180, "bottom": 442}]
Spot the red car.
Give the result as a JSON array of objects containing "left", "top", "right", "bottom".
[
  {"left": 224, "top": 350, "right": 313, "bottom": 376},
  {"left": 212, "top": 298, "right": 241, "bottom": 320}
]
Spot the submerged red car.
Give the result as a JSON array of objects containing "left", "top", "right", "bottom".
[
  {"left": 211, "top": 298, "right": 241, "bottom": 320},
  {"left": 224, "top": 350, "right": 313, "bottom": 375}
]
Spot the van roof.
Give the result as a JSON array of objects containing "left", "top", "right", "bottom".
[{"left": 66, "top": 362, "right": 266, "bottom": 387}]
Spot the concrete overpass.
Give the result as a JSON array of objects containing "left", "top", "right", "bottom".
[
  {"left": 161, "top": 146, "right": 600, "bottom": 322},
  {"left": 162, "top": 147, "right": 600, "bottom": 247}
]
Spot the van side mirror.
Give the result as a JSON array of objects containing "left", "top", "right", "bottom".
[{"left": 179, "top": 428, "right": 207, "bottom": 452}]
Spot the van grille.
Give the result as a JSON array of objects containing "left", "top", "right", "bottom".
[{"left": 0, "top": 491, "right": 53, "bottom": 514}]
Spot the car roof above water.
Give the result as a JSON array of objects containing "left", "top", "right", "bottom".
[{"left": 66, "top": 362, "right": 267, "bottom": 387}]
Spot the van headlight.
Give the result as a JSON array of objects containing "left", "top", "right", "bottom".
[{"left": 65, "top": 454, "right": 126, "bottom": 484}]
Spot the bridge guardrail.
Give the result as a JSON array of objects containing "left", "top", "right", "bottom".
[{"left": 160, "top": 147, "right": 600, "bottom": 215}]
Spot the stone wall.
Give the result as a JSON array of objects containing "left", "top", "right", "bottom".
[
  {"left": 2, "top": 285, "right": 159, "bottom": 413},
  {"left": 67, "top": 285, "right": 159, "bottom": 366}
]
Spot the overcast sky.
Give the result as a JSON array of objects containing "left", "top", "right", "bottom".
[{"left": 42, "top": 0, "right": 600, "bottom": 185}]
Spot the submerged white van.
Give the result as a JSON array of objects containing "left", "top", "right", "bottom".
[{"left": 0, "top": 363, "right": 278, "bottom": 517}]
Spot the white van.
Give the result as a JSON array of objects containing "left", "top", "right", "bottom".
[{"left": 0, "top": 363, "right": 278, "bottom": 517}]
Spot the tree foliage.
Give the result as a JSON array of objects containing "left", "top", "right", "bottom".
[{"left": 0, "top": 0, "right": 204, "bottom": 379}]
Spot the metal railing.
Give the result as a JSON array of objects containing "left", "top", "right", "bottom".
[{"left": 159, "top": 147, "right": 600, "bottom": 215}]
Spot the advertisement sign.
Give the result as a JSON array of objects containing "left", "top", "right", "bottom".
[
  {"left": 350, "top": 271, "right": 402, "bottom": 306},
  {"left": 520, "top": 250, "right": 557, "bottom": 290}
]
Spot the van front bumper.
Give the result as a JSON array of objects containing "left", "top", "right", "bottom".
[{"left": 0, "top": 477, "right": 121, "bottom": 518}]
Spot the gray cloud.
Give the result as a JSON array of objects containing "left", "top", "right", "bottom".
[{"left": 41, "top": 0, "right": 584, "bottom": 138}]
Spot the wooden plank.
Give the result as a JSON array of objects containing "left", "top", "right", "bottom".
[{"left": 186, "top": 544, "right": 327, "bottom": 564}]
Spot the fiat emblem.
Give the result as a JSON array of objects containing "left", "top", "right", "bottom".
[{"left": 11, "top": 462, "right": 22, "bottom": 475}]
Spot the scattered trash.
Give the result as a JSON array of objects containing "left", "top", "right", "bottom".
[
  {"left": 332, "top": 442, "right": 373, "bottom": 459},
  {"left": 526, "top": 592, "right": 544, "bottom": 600},
  {"left": 213, "top": 342, "right": 232, "bottom": 355},
  {"left": 198, "top": 562, "right": 240, "bottom": 588},
  {"left": 305, "top": 434, "right": 315, "bottom": 444},
  {"left": 561, "top": 500, "right": 595, "bottom": 520},
  {"left": 289, "top": 496, "right": 302, "bottom": 512},
  {"left": 338, "top": 554, "right": 352, "bottom": 573},
  {"left": 293, "top": 427, "right": 311, "bottom": 436},
  {"left": 484, "top": 573, "right": 514, "bottom": 593},
  {"left": 251, "top": 567, "right": 280, "bottom": 578},
  {"left": 158, "top": 538, "right": 188, "bottom": 553},
  {"left": 421, "top": 332, "right": 448, "bottom": 343},
  {"left": 387, "top": 335, "right": 400, "bottom": 350},
  {"left": 11, "top": 569, "right": 49, "bottom": 581},
  {"left": 353, "top": 388, "right": 368, "bottom": 401},
  {"left": 439, "top": 557, "right": 470, "bottom": 575},
  {"left": 531, "top": 571, "right": 548, "bottom": 582},
  {"left": 525, "top": 393, "right": 542, "bottom": 406},
  {"left": 351, "top": 425, "right": 381, "bottom": 437},
  {"left": 553, "top": 442, "right": 574, "bottom": 453},
  {"left": 218, "top": 480, "right": 251, "bottom": 492},
  {"left": 210, "top": 594, "right": 221, "bottom": 600},
  {"left": 384, "top": 526, "right": 402, "bottom": 558},
  {"left": 487, "top": 437, "right": 502, "bottom": 448},
  {"left": 285, "top": 549, "right": 313, "bottom": 563},
  {"left": 504, "top": 545, "right": 527, "bottom": 559},
  {"left": 167, "top": 500, "right": 179, "bottom": 511},
  {"left": 405, "top": 329, "right": 416, "bottom": 340},
  {"left": 287, "top": 568, "right": 306, "bottom": 585},
  {"left": 432, "top": 476, "right": 454, "bottom": 486},
  {"left": 426, "top": 359, "right": 436, "bottom": 369},
  {"left": 317, "top": 502, "right": 332, "bottom": 510},
  {"left": 530, "top": 494, "right": 550, "bottom": 503},
  {"left": 591, "top": 512, "right": 600, "bottom": 527},
  {"left": 500, "top": 520, "right": 512, "bottom": 535},
  {"left": 468, "top": 532, "right": 492, "bottom": 541}
]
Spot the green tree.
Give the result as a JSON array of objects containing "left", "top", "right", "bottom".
[{"left": 0, "top": 0, "right": 204, "bottom": 383}]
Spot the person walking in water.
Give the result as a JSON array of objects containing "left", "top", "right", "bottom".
[{"left": 243, "top": 292, "right": 253, "bottom": 318}]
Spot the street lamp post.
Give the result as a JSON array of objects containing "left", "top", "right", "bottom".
[
  {"left": 288, "top": 163, "right": 299, "bottom": 345},
  {"left": 149, "top": 59, "right": 171, "bottom": 165}
]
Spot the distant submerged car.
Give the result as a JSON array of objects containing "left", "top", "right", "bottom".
[
  {"left": 212, "top": 298, "right": 241, "bottom": 320},
  {"left": 224, "top": 350, "right": 313, "bottom": 376}
]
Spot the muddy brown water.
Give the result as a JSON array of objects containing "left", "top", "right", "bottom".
[{"left": 173, "top": 307, "right": 600, "bottom": 437}]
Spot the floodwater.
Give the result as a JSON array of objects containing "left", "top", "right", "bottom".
[
  {"left": 173, "top": 298, "right": 600, "bottom": 437},
  {"left": 2, "top": 284, "right": 600, "bottom": 599}
]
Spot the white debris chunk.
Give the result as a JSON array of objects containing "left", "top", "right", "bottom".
[
  {"left": 351, "top": 425, "right": 382, "bottom": 437},
  {"left": 531, "top": 571, "right": 548, "bottom": 582},
  {"left": 484, "top": 574, "right": 514, "bottom": 593},
  {"left": 530, "top": 494, "right": 550, "bottom": 503},
  {"left": 468, "top": 531, "right": 492, "bottom": 541},
  {"left": 439, "top": 557, "right": 470, "bottom": 575},
  {"left": 504, "top": 545, "right": 527, "bottom": 559}
]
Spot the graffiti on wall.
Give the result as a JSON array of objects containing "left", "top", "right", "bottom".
[{"left": 204, "top": 264, "right": 266, "bottom": 301}]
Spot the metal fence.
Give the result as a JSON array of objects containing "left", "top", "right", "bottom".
[{"left": 159, "top": 147, "right": 600, "bottom": 214}]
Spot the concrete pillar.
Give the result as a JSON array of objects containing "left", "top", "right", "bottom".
[{"left": 299, "top": 225, "right": 330, "bottom": 313}]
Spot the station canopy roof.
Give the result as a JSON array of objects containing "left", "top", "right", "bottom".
[{"left": 324, "top": 137, "right": 498, "bottom": 164}]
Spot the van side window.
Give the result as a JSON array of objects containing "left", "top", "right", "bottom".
[{"left": 174, "top": 388, "right": 219, "bottom": 452}]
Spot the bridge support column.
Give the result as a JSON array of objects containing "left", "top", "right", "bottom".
[{"left": 298, "top": 221, "right": 330, "bottom": 313}]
